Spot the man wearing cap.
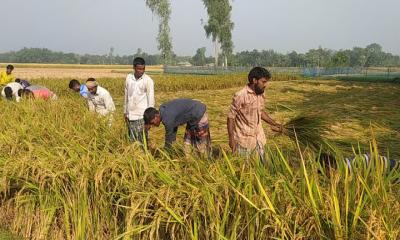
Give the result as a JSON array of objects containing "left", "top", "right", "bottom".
[
  {"left": 86, "top": 78, "right": 115, "bottom": 116},
  {"left": 0, "top": 65, "right": 15, "bottom": 86}
]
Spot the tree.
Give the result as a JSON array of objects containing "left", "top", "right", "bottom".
[
  {"left": 364, "top": 43, "right": 384, "bottom": 67},
  {"left": 202, "top": 0, "right": 234, "bottom": 67},
  {"left": 108, "top": 47, "right": 114, "bottom": 65},
  {"left": 332, "top": 50, "right": 349, "bottom": 67},
  {"left": 191, "top": 47, "right": 207, "bottom": 66},
  {"left": 145, "top": 0, "right": 173, "bottom": 64}
]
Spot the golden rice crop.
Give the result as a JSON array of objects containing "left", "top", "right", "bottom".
[{"left": 0, "top": 73, "right": 399, "bottom": 239}]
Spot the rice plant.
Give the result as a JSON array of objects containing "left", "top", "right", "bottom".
[{"left": 0, "top": 73, "right": 399, "bottom": 239}]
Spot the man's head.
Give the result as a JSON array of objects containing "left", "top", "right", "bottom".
[
  {"left": 6, "top": 65, "right": 14, "bottom": 75},
  {"left": 69, "top": 79, "right": 81, "bottom": 92},
  {"left": 86, "top": 78, "right": 98, "bottom": 95},
  {"left": 4, "top": 87, "right": 13, "bottom": 100},
  {"left": 133, "top": 57, "right": 146, "bottom": 79},
  {"left": 144, "top": 107, "right": 161, "bottom": 129},
  {"left": 248, "top": 67, "right": 271, "bottom": 95}
]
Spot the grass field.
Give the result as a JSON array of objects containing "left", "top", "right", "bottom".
[{"left": 0, "top": 69, "right": 400, "bottom": 239}]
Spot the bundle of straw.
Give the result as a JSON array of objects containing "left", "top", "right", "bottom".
[{"left": 282, "top": 115, "right": 329, "bottom": 150}]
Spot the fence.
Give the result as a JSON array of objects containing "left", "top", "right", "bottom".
[
  {"left": 164, "top": 66, "right": 303, "bottom": 75},
  {"left": 302, "top": 67, "right": 400, "bottom": 83},
  {"left": 163, "top": 65, "right": 400, "bottom": 83}
]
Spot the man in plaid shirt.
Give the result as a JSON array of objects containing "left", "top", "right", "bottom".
[{"left": 227, "top": 67, "right": 283, "bottom": 164}]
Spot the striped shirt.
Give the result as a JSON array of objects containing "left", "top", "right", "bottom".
[{"left": 227, "top": 85, "right": 266, "bottom": 150}]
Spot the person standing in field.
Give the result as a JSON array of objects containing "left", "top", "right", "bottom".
[
  {"left": 124, "top": 57, "right": 155, "bottom": 144},
  {"left": 144, "top": 98, "right": 211, "bottom": 157},
  {"left": 227, "top": 67, "right": 283, "bottom": 164},
  {"left": 69, "top": 79, "right": 89, "bottom": 98},
  {"left": 86, "top": 78, "right": 115, "bottom": 116},
  {"left": 0, "top": 65, "right": 15, "bottom": 87},
  {"left": 1, "top": 81, "right": 23, "bottom": 102}
]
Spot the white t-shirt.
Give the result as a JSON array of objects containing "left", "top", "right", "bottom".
[{"left": 1, "top": 82, "right": 23, "bottom": 102}]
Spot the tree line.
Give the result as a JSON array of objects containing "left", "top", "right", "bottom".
[{"left": 1, "top": 43, "right": 399, "bottom": 67}]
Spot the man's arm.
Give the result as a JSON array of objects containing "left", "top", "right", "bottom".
[
  {"left": 164, "top": 125, "right": 178, "bottom": 151},
  {"left": 104, "top": 93, "right": 116, "bottom": 114},
  {"left": 123, "top": 77, "right": 129, "bottom": 120},
  {"left": 227, "top": 117, "right": 236, "bottom": 152},
  {"left": 87, "top": 99, "right": 95, "bottom": 112},
  {"left": 0, "top": 72, "right": 5, "bottom": 86},
  {"left": 146, "top": 77, "right": 155, "bottom": 107},
  {"left": 227, "top": 94, "right": 242, "bottom": 152},
  {"left": 261, "top": 110, "right": 283, "bottom": 132}
]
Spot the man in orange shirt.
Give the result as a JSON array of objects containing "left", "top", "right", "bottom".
[{"left": 227, "top": 67, "right": 283, "bottom": 164}]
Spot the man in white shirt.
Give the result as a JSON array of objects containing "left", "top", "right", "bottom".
[
  {"left": 86, "top": 78, "right": 116, "bottom": 117},
  {"left": 124, "top": 57, "right": 155, "bottom": 144},
  {"left": 1, "top": 82, "right": 23, "bottom": 102}
]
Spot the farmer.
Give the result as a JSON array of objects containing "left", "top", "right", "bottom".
[
  {"left": 124, "top": 57, "right": 154, "bottom": 143},
  {"left": 124, "top": 57, "right": 155, "bottom": 144},
  {"left": 86, "top": 78, "right": 115, "bottom": 116},
  {"left": 15, "top": 78, "right": 31, "bottom": 88},
  {"left": 68, "top": 79, "right": 89, "bottom": 98},
  {"left": 227, "top": 67, "right": 283, "bottom": 164},
  {"left": 144, "top": 98, "right": 211, "bottom": 157},
  {"left": 0, "top": 65, "right": 15, "bottom": 86},
  {"left": 19, "top": 85, "right": 57, "bottom": 100},
  {"left": 1, "top": 81, "right": 23, "bottom": 102}
]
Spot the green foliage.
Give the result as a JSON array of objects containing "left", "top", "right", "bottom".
[
  {"left": 283, "top": 115, "right": 330, "bottom": 151},
  {"left": 1, "top": 43, "right": 399, "bottom": 67},
  {"left": 191, "top": 47, "right": 207, "bottom": 66},
  {"left": 145, "top": 0, "right": 173, "bottom": 64},
  {"left": 202, "top": 0, "right": 234, "bottom": 66}
]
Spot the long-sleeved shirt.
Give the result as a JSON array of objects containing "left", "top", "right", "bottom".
[
  {"left": 124, "top": 73, "right": 154, "bottom": 120},
  {"left": 1, "top": 82, "right": 23, "bottom": 102},
  {"left": 227, "top": 85, "right": 266, "bottom": 150},
  {"left": 160, "top": 98, "right": 206, "bottom": 146},
  {"left": 87, "top": 86, "right": 115, "bottom": 116},
  {"left": 0, "top": 71, "right": 15, "bottom": 86}
]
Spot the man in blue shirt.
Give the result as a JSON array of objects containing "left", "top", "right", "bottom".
[
  {"left": 144, "top": 98, "right": 211, "bottom": 157},
  {"left": 69, "top": 79, "right": 89, "bottom": 98}
]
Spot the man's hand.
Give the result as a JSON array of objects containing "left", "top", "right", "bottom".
[
  {"left": 229, "top": 137, "right": 237, "bottom": 152},
  {"left": 271, "top": 124, "right": 286, "bottom": 134}
]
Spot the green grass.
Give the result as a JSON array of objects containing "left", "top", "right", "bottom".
[
  {"left": 0, "top": 74, "right": 399, "bottom": 239},
  {"left": 0, "top": 229, "right": 16, "bottom": 240}
]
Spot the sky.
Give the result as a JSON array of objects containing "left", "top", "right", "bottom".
[{"left": 1, "top": 0, "right": 399, "bottom": 56}]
